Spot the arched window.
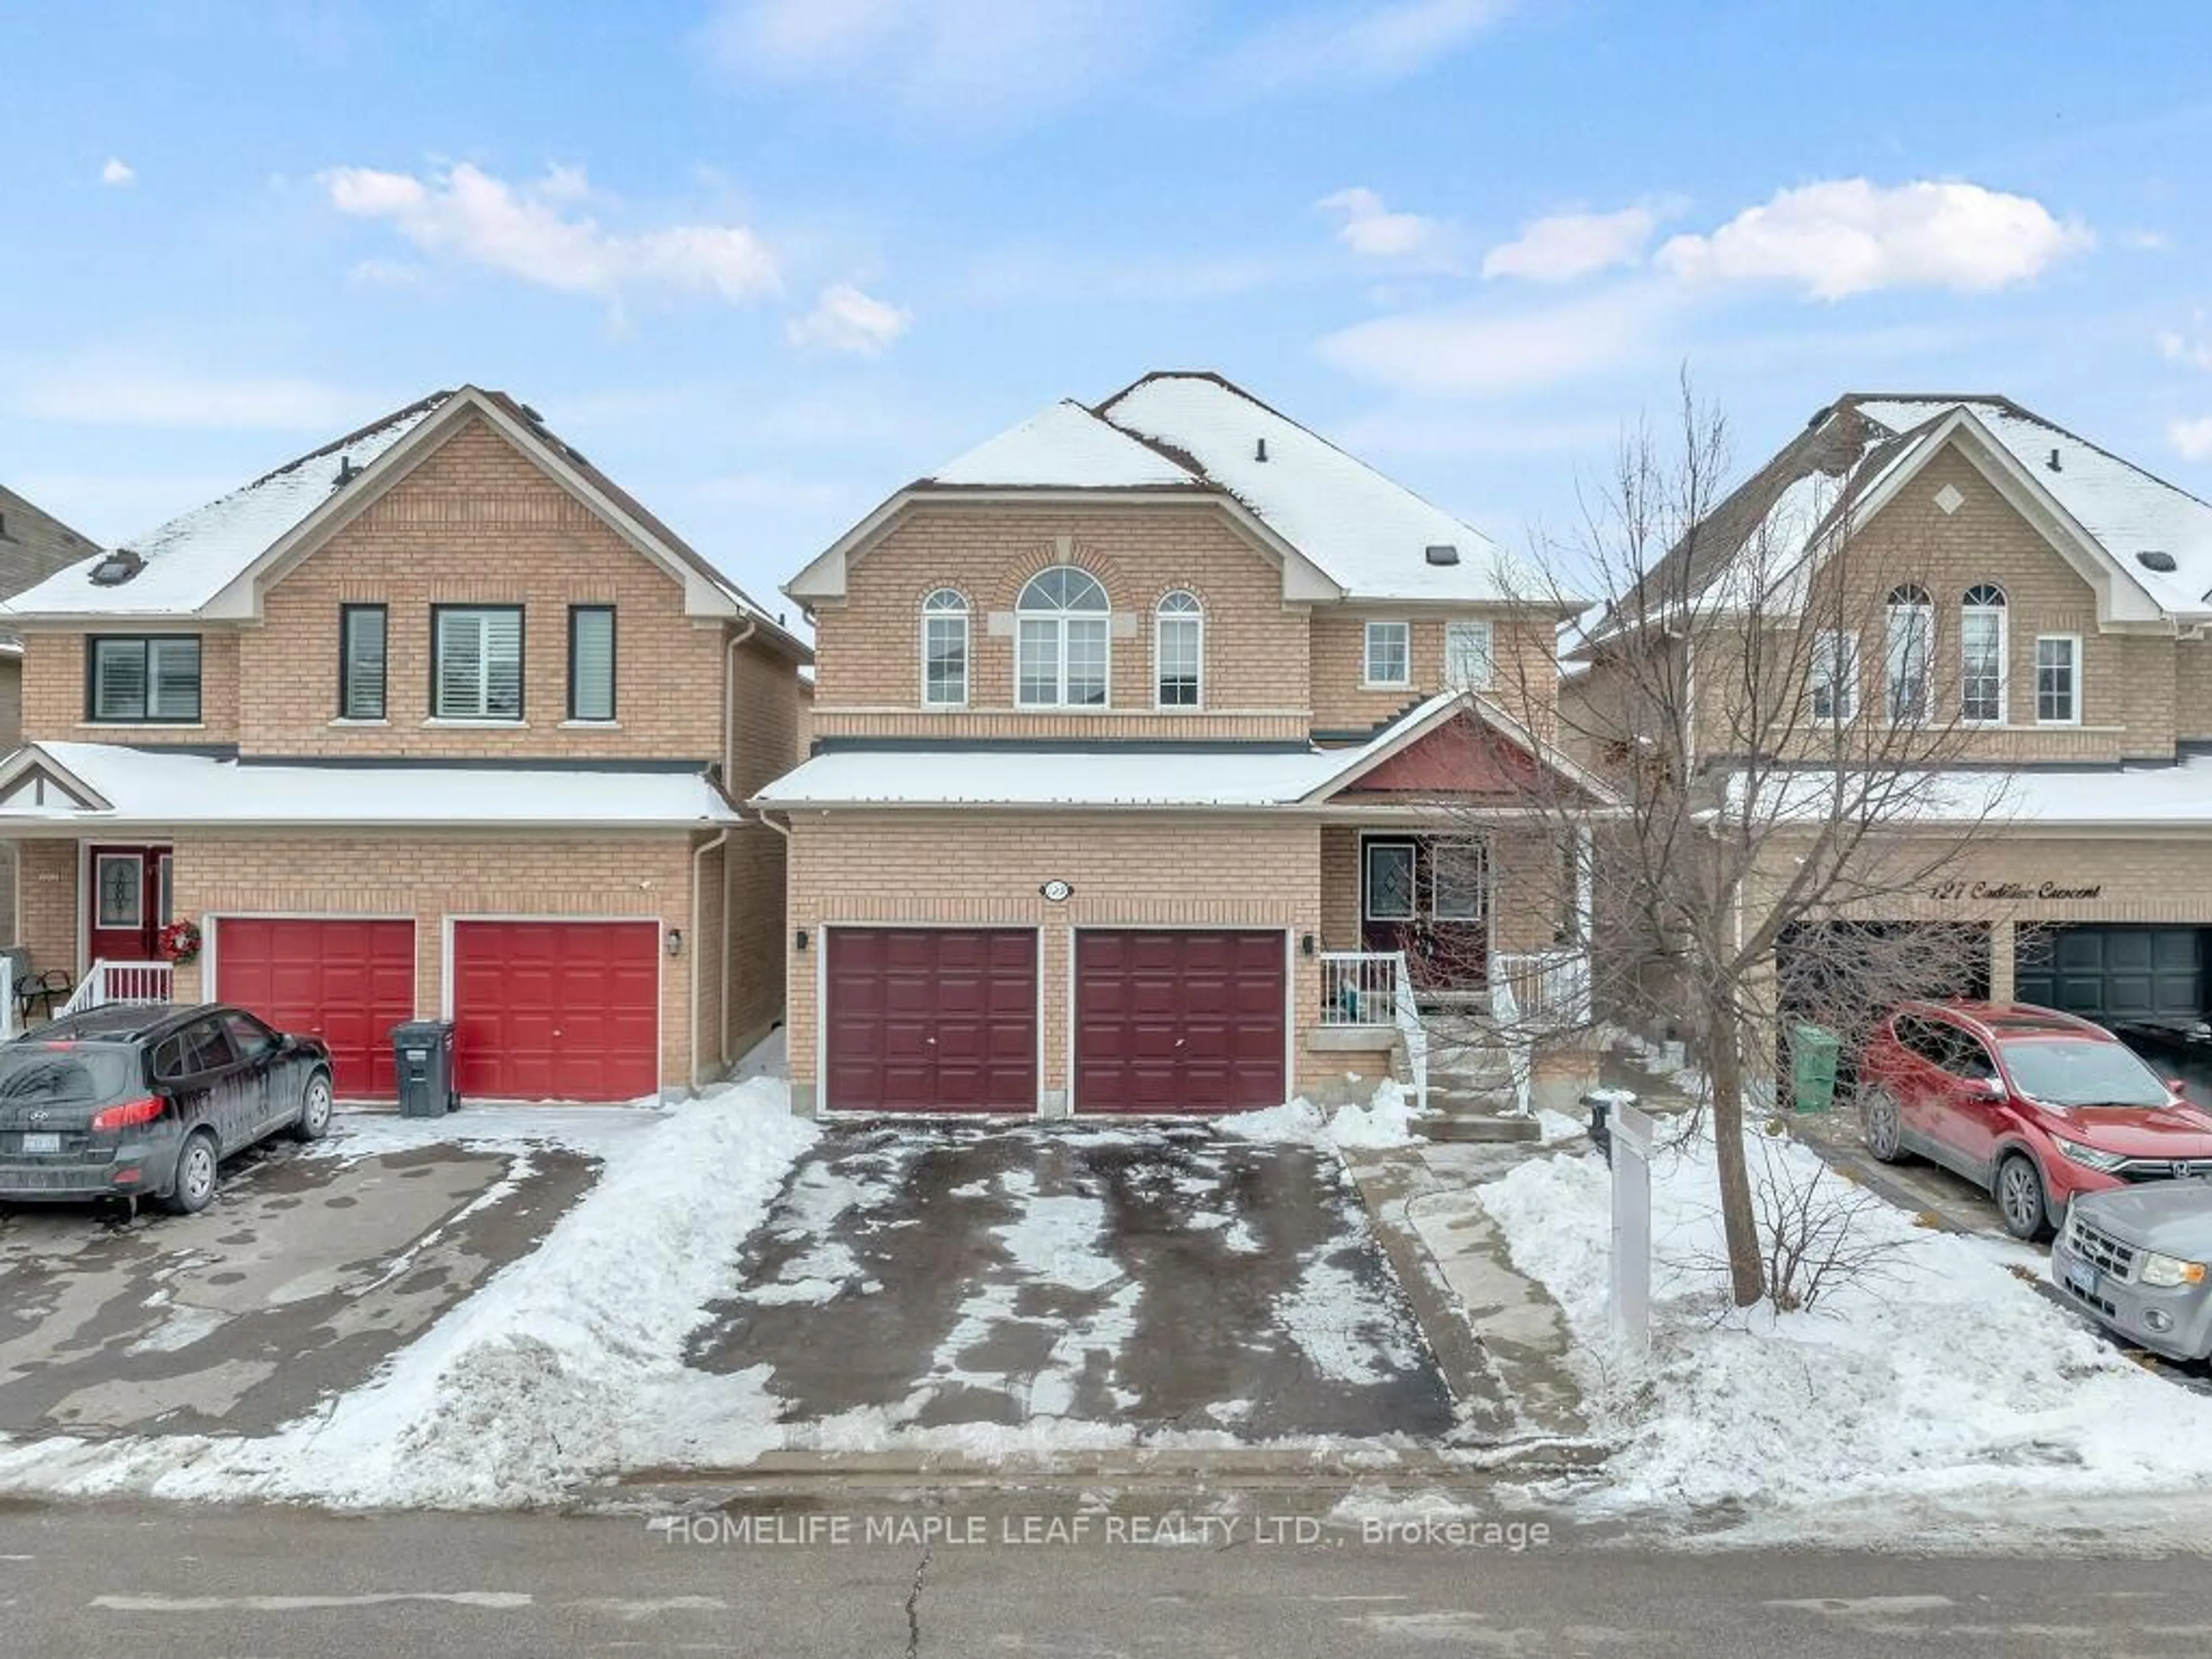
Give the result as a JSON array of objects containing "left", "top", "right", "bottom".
[
  {"left": 1960, "top": 584, "right": 2008, "bottom": 724},
  {"left": 1016, "top": 566, "right": 1109, "bottom": 707},
  {"left": 921, "top": 588, "right": 968, "bottom": 707},
  {"left": 1154, "top": 590, "right": 1203, "bottom": 708},
  {"left": 1884, "top": 583, "right": 1933, "bottom": 723}
]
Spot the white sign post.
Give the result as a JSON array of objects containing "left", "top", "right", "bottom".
[{"left": 1607, "top": 1099, "right": 1656, "bottom": 1353}]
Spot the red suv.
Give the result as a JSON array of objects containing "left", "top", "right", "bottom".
[{"left": 1858, "top": 1001, "right": 2212, "bottom": 1240}]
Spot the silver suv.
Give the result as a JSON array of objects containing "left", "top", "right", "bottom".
[{"left": 2052, "top": 1184, "right": 2212, "bottom": 1364}]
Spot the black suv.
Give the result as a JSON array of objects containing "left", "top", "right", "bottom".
[{"left": 0, "top": 1004, "right": 334, "bottom": 1213}]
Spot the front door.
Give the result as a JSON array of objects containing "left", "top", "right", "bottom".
[
  {"left": 1362, "top": 835, "right": 1488, "bottom": 991},
  {"left": 88, "top": 844, "right": 171, "bottom": 963}
]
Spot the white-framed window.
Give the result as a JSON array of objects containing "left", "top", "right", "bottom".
[
  {"left": 88, "top": 635, "right": 202, "bottom": 723},
  {"left": 2035, "top": 634, "right": 2080, "bottom": 725},
  {"left": 1363, "top": 841, "right": 1415, "bottom": 920},
  {"left": 1960, "top": 584, "right": 2008, "bottom": 725},
  {"left": 1154, "top": 589, "right": 1203, "bottom": 708},
  {"left": 1808, "top": 629, "right": 1859, "bottom": 722},
  {"left": 1883, "top": 584, "right": 1933, "bottom": 724},
  {"left": 1444, "top": 618, "right": 1495, "bottom": 690},
  {"left": 1364, "top": 619, "right": 1411, "bottom": 688},
  {"left": 1015, "top": 566, "right": 1109, "bottom": 707},
  {"left": 433, "top": 605, "right": 524, "bottom": 721},
  {"left": 921, "top": 588, "right": 969, "bottom": 708},
  {"left": 567, "top": 605, "right": 616, "bottom": 722}
]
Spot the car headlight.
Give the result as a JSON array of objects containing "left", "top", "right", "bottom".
[
  {"left": 2139, "top": 1252, "right": 2208, "bottom": 1289},
  {"left": 2052, "top": 1137, "right": 2130, "bottom": 1173}
]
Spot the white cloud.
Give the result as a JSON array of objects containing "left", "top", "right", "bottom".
[
  {"left": 1317, "top": 187, "right": 1446, "bottom": 261},
  {"left": 1317, "top": 285, "right": 1668, "bottom": 397},
  {"left": 320, "top": 162, "right": 780, "bottom": 308},
  {"left": 1228, "top": 0, "right": 1514, "bottom": 90},
  {"left": 1654, "top": 178, "right": 2090, "bottom": 300},
  {"left": 1483, "top": 206, "right": 1657, "bottom": 283},
  {"left": 2172, "top": 417, "right": 2212, "bottom": 461},
  {"left": 2157, "top": 313, "right": 2212, "bottom": 372},
  {"left": 785, "top": 283, "right": 911, "bottom": 355},
  {"left": 700, "top": 0, "right": 1161, "bottom": 126},
  {"left": 99, "top": 157, "right": 135, "bottom": 188},
  {"left": 12, "top": 366, "right": 358, "bottom": 430}
]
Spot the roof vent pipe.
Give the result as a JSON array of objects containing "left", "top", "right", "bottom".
[
  {"left": 2048, "top": 448, "right": 2063, "bottom": 472},
  {"left": 335, "top": 456, "right": 357, "bottom": 488},
  {"left": 1425, "top": 544, "right": 1460, "bottom": 566},
  {"left": 1255, "top": 437, "right": 1268, "bottom": 463}
]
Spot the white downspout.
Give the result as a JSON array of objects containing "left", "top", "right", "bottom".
[{"left": 690, "top": 827, "right": 732, "bottom": 1089}]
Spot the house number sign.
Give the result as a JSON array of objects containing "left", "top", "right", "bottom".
[
  {"left": 1040, "top": 880, "right": 1073, "bottom": 903},
  {"left": 1927, "top": 878, "right": 2106, "bottom": 902}
]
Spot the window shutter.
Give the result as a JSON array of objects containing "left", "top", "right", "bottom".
[
  {"left": 438, "top": 611, "right": 484, "bottom": 717},
  {"left": 483, "top": 610, "right": 522, "bottom": 717},
  {"left": 147, "top": 638, "right": 201, "bottom": 721},
  {"left": 570, "top": 608, "right": 615, "bottom": 721}
]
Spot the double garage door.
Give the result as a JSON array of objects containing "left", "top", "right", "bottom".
[
  {"left": 214, "top": 917, "right": 658, "bottom": 1101},
  {"left": 2014, "top": 926, "right": 2205, "bottom": 1025},
  {"left": 823, "top": 926, "right": 1285, "bottom": 1114}
]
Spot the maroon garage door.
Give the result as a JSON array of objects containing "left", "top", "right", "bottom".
[
  {"left": 1075, "top": 930, "right": 1287, "bottom": 1114},
  {"left": 824, "top": 928, "right": 1036, "bottom": 1112}
]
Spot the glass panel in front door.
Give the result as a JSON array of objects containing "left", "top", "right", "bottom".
[
  {"left": 96, "top": 855, "right": 143, "bottom": 929},
  {"left": 1364, "top": 844, "right": 1415, "bottom": 920}
]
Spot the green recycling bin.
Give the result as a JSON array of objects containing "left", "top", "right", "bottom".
[{"left": 1790, "top": 1022, "right": 1842, "bottom": 1114}]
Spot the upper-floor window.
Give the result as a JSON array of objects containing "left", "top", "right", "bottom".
[
  {"left": 339, "top": 604, "right": 387, "bottom": 721},
  {"left": 1883, "top": 584, "right": 1933, "bottom": 724},
  {"left": 1364, "top": 619, "right": 1411, "bottom": 688},
  {"left": 433, "top": 605, "right": 524, "bottom": 722},
  {"left": 1016, "top": 566, "right": 1108, "bottom": 708},
  {"left": 1808, "top": 628, "right": 1858, "bottom": 722},
  {"left": 1445, "top": 618, "right": 1494, "bottom": 691},
  {"left": 568, "top": 605, "right": 616, "bottom": 722},
  {"left": 1155, "top": 590, "right": 1203, "bottom": 708},
  {"left": 87, "top": 635, "right": 200, "bottom": 724},
  {"left": 1960, "top": 584, "right": 2007, "bottom": 725},
  {"left": 922, "top": 589, "right": 968, "bottom": 708},
  {"left": 2035, "top": 634, "right": 2080, "bottom": 725}
]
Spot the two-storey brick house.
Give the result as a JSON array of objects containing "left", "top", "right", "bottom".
[
  {"left": 757, "top": 372, "right": 1611, "bottom": 1118},
  {"left": 1566, "top": 392, "right": 2212, "bottom": 1028},
  {"left": 0, "top": 387, "right": 807, "bottom": 1101}
]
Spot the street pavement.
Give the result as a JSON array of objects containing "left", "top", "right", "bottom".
[{"left": 5, "top": 1495, "right": 2210, "bottom": 1657}]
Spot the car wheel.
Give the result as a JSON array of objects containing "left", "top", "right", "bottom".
[
  {"left": 1995, "top": 1153, "right": 2051, "bottom": 1242},
  {"left": 160, "top": 1130, "right": 219, "bottom": 1216},
  {"left": 1860, "top": 1086, "right": 1907, "bottom": 1164},
  {"left": 290, "top": 1070, "right": 334, "bottom": 1142}
]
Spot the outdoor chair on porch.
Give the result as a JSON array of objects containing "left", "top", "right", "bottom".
[{"left": 14, "top": 968, "right": 73, "bottom": 1023}]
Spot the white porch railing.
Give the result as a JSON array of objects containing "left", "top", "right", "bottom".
[
  {"left": 1492, "top": 947, "right": 1592, "bottom": 1030},
  {"left": 56, "top": 960, "right": 175, "bottom": 1019},
  {"left": 1319, "top": 950, "right": 1428, "bottom": 1116},
  {"left": 1488, "top": 973, "right": 1534, "bottom": 1119}
]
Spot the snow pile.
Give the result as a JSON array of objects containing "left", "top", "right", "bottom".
[
  {"left": 1479, "top": 1125, "right": 2212, "bottom": 1527},
  {"left": 1219, "top": 1079, "right": 1423, "bottom": 1151},
  {"left": 0, "top": 1078, "right": 816, "bottom": 1509}
]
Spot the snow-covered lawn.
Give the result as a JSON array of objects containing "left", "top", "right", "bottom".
[{"left": 1480, "top": 1123, "right": 2212, "bottom": 1540}]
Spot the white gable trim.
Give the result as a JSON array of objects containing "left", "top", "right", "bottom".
[
  {"left": 200, "top": 388, "right": 743, "bottom": 623},
  {"left": 0, "top": 745, "right": 112, "bottom": 813},
  {"left": 783, "top": 487, "right": 1343, "bottom": 608}
]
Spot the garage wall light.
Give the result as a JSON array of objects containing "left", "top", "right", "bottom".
[
  {"left": 1301, "top": 933, "right": 1316, "bottom": 956},
  {"left": 665, "top": 927, "right": 683, "bottom": 958},
  {"left": 794, "top": 929, "right": 809, "bottom": 952}
]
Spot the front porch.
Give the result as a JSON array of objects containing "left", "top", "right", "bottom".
[{"left": 4, "top": 838, "right": 181, "bottom": 1037}]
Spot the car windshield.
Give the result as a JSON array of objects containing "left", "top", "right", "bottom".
[
  {"left": 0, "top": 1043, "right": 141, "bottom": 1105},
  {"left": 1998, "top": 1037, "right": 2171, "bottom": 1109}
]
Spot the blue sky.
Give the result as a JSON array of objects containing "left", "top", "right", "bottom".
[{"left": 3, "top": 0, "right": 2210, "bottom": 611}]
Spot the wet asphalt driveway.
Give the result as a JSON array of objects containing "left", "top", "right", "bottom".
[
  {"left": 0, "top": 1123, "right": 597, "bottom": 1440},
  {"left": 687, "top": 1124, "right": 1460, "bottom": 1445}
]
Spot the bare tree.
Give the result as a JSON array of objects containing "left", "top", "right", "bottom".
[{"left": 1444, "top": 381, "right": 2009, "bottom": 1308}]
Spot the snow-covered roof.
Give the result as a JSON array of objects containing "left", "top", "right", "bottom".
[
  {"left": 1095, "top": 374, "right": 1558, "bottom": 605},
  {"left": 0, "top": 742, "right": 736, "bottom": 830},
  {"left": 923, "top": 400, "right": 1205, "bottom": 491},
  {"left": 6, "top": 397, "right": 448, "bottom": 618},
  {"left": 1725, "top": 752, "right": 2212, "bottom": 831}
]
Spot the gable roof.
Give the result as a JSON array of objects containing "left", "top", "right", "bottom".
[
  {"left": 1592, "top": 392, "right": 2212, "bottom": 643},
  {"left": 786, "top": 370, "right": 1578, "bottom": 609},
  {"left": 2, "top": 388, "right": 806, "bottom": 654},
  {"left": 0, "top": 484, "right": 101, "bottom": 606}
]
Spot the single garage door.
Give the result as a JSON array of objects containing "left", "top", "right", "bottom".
[
  {"left": 451, "top": 920, "right": 660, "bottom": 1102},
  {"left": 215, "top": 917, "right": 415, "bottom": 1099},
  {"left": 824, "top": 928, "right": 1037, "bottom": 1112},
  {"left": 1075, "top": 930, "right": 1286, "bottom": 1114},
  {"left": 2015, "top": 925, "right": 2204, "bottom": 1024}
]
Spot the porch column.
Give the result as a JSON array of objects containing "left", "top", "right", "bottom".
[
  {"left": 1573, "top": 825, "right": 1594, "bottom": 947},
  {"left": 1987, "top": 918, "right": 2016, "bottom": 1004}
]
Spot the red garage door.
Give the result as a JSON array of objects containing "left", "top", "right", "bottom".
[
  {"left": 452, "top": 921, "right": 660, "bottom": 1102},
  {"left": 215, "top": 918, "right": 416, "bottom": 1099},
  {"left": 1075, "top": 930, "right": 1286, "bottom": 1114},
  {"left": 825, "top": 928, "right": 1036, "bottom": 1112}
]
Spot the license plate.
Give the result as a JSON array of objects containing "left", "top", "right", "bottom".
[
  {"left": 2064, "top": 1262, "right": 2099, "bottom": 1300},
  {"left": 20, "top": 1132, "right": 60, "bottom": 1156}
]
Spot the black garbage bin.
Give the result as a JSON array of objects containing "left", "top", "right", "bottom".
[{"left": 392, "top": 1019, "right": 458, "bottom": 1118}]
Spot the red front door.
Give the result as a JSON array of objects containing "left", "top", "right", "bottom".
[
  {"left": 88, "top": 844, "right": 171, "bottom": 963},
  {"left": 1361, "top": 836, "right": 1488, "bottom": 991}
]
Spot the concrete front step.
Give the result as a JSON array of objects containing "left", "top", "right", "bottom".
[{"left": 1420, "top": 1113, "right": 1541, "bottom": 1144}]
